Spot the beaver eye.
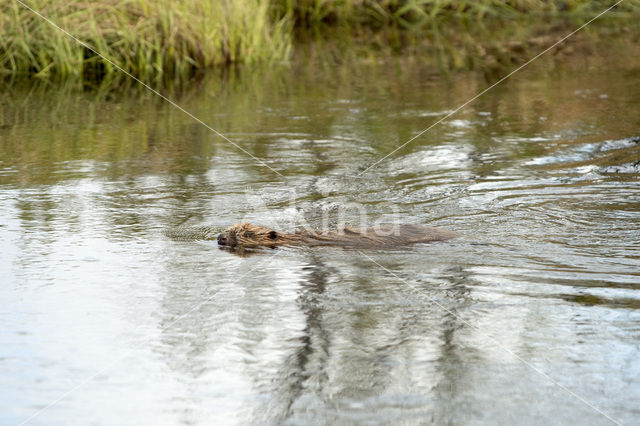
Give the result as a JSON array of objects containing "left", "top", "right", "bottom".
[{"left": 268, "top": 231, "right": 278, "bottom": 240}]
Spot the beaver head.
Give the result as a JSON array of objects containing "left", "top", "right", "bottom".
[{"left": 217, "top": 223, "right": 280, "bottom": 248}]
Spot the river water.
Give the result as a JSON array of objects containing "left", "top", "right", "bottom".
[{"left": 1, "top": 40, "right": 639, "bottom": 425}]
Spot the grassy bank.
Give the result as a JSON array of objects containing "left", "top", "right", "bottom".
[
  {"left": 1, "top": 0, "right": 638, "bottom": 83},
  {"left": 275, "top": 0, "right": 640, "bottom": 29},
  {"left": 0, "top": 0, "right": 291, "bottom": 82}
]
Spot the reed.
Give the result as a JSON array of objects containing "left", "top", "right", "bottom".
[
  {"left": 0, "top": 0, "right": 291, "bottom": 82},
  {"left": 1, "top": 0, "right": 638, "bottom": 83}
]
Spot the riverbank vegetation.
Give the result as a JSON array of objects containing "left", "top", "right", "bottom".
[
  {"left": 276, "top": 0, "right": 640, "bottom": 29},
  {"left": 0, "top": 0, "right": 291, "bottom": 83},
  {"left": 1, "top": 0, "right": 638, "bottom": 83}
]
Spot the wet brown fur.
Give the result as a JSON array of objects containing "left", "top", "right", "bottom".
[{"left": 217, "top": 222, "right": 458, "bottom": 249}]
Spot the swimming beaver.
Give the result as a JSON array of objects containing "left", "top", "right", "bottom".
[{"left": 217, "top": 222, "right": 458, "bottom": 249}]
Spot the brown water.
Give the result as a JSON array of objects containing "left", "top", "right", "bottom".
[{"left": 1, "top": 41, "right": 640, "bottom": 425}]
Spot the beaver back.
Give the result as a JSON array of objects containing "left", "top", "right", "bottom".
[{"left": 217, "top": 223, "right": 457, "bottom": 249}]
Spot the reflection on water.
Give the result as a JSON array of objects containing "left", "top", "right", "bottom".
[{"left": 1, "top": 41, "right": 640, "bottom": 425}]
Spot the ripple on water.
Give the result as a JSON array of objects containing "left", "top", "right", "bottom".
[{"left": 3, "top": 55, "right": 640, "bottom": 425}]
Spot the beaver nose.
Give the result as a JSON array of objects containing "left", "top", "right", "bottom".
[{"left": 217, "top": 234, "right": 225, "bottom": 245}]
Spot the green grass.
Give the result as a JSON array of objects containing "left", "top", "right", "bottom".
[
  {"left": 1, "top": 0, "right": 638, "bottom": 83},
  {"left": 0, "top": 0, "right": 291, "bottom": 82}
]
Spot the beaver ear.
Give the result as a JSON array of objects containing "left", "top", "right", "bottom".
[{"left": 268, "top": 231, "right": 278, "bottom": 240}]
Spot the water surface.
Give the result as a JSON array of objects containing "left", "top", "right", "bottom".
[{"left": 1, "top": 42, "right": 640, "bottom": 425}]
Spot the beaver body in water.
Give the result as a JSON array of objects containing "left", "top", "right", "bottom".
[{"left": 217, "top": 222, "right": 458, "bottom": 249}]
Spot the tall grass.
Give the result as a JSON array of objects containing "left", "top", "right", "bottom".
[
  {"left": 0, "top": 0, "right": 291, "bottom": 82},
  {"left": 1, "top": 0, "right": 638, "bottom": 83}
]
